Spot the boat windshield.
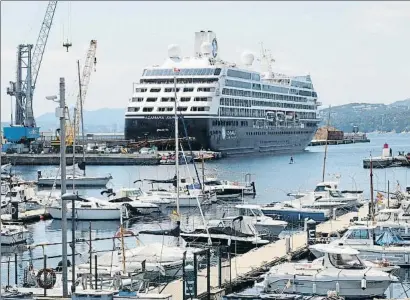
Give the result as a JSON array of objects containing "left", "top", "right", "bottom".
[
  {"left": 377, "top": 211, "right": 394, "bottom": 222},
  {"left": 330, "top": 190, "right": 343, "bottom": 198},
  {"left": 329, "top": 253, "right": 365, "bottom": 269}
]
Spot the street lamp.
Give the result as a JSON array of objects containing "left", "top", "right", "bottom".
[{"left": 47, "top": 78, "right": 69, "bottom": 297}]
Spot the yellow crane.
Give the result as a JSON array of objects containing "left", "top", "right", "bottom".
[{"left": 52, "top": 40, "right": 97, "bottom": 149}]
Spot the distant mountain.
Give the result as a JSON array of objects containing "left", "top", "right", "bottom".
[
  {"left": 2, "top": 108, "right": 126, "bottom": 133},
  {"left": 320, "top": 99, "right": 410, "bottom": 133}
]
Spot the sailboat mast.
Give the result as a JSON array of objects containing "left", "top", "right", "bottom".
[
  {"left": 322, "top": 106, "right": 331, "bottom": 182},
  {"left": 370, "top": 154, "right": 375, "bottom": 222},
  {"left": 77, "top": 60, "right": 86, "bottom": 176},
  {"left": 173, "top": 69, "right": 180, "bottom": 214},
  {"left": 120, "top": 211, "right": 126, "bottom": 273},
  {"left": 72, "top": 107, "right": 77, "bottom": 191}
]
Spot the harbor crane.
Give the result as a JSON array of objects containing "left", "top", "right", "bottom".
[
  {"left": 4, "top": 1, "right": 58, "bottom": 150},
  {"left": 52, "top": 40, "right": 97, "bottom": 150}
]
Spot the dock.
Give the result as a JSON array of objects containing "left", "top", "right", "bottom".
[
  {"left": 1, "top": 208, "right": 51, "bottom": 224},
  {"left": 2, "top": 153, "right": 160, "bottom": 166},
  {"left": 152, "top": 205, "right": 369, "bottom": 299},
  {"left": 308, "top": 138, "right": 370, "bottom": 146}
]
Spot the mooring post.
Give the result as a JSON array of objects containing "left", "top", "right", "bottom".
[
  {"left": 218, "top": 247, "right": 222, "bottom": 288},
  {"left": 207, "top": 248, "right": 211, "bottom": 300},
  {"left": 193, "top": 253, "right": 198, "bottom": 298},
  {"left": 94, "top": 254, "right": 98, "bottom": 289},
  {"left": 14, "top": 253, "right": 18, "bottom": 285},
  {"left": 43, "top": 255, "right": 47, "bottom": 297}
]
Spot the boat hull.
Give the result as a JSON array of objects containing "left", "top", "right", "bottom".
[
  {"left": 1, "top": 230, "right": 29, "bottom": 245},
  {"left": 124, "top": 117, "right": 317, "bottom": 156},
  {"left": 47, "top": 207, "right": 121, "bottom": 220},
  {"left": 264, "top": 277, "right": 391, "bottom": 299},
  {"left": 262, "top": 207, "right": 328, "bottom": 223},
  {"left": 180, "top": 232, "right": 268, "bottom": 254},
  {"left": 37, "top": 177, "right": 111, "bottom": 187}
]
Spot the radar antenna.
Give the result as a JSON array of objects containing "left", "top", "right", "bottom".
[{"left": 257, "top": 42, "right": 275, "bottom": 77}]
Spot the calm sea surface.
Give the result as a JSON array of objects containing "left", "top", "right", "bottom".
[{"left": 1, "top": 133, "right": 410, "bottom": 296}]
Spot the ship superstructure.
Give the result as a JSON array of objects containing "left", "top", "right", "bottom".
[{"left": 125, "top": 31, "right": 321, "bottom": 155}]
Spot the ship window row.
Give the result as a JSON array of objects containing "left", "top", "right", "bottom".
[
  {"left": 140, "top": 78, "right": 219, "bottom": 85},
  {"left": 157, "top": 107, "right": 174, "bottom": 112},
  {"left": 227, "top": 69, "right": 252, "bottom": 80},
  {"left": 191, "top": 106, "right": 210, "bottom": 111},
  {"left": 131, "top": 97, "right": 144, "bottom": 102},
  {"left": 132, "top": 96, "right": 212, "bottom": 103},
  {"left": 194, "top": 97, "right": 212, "bottom": 102},
  {"left": 226, "top": 79, "right": 252, "bottom": 89},
  {"left": 220, "top": 97, "right": 315, "bottom": 110},
  {"left": 222, "top": 88, "right": 308, "bottom": 103},
  {"left": 212, "top": 120, "right": 249, "bottom": 127},
  {"left": 135, "top": 86, "right": 215, "bottom": 93},
  {"left": 246, "top": 130, "right": 312, "bottom": 136},
  {"left": 291, "top": 80, "right": 313, "bottom": 90},
  {"left": 219, "top": 107, "right": 316, "bottom": 119},
  {"left": 128, "top": 107, "right": 140, "bottom": 112},
  {"left": 143, "top": 68, "right": 221, "bottom": 76},
  {"left": 262, "top": 85, "right": 289, "bottom": 94}
]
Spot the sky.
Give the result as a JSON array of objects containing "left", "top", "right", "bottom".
[{"left": 1, "top": 1, "right": 410, "bottom": 122}]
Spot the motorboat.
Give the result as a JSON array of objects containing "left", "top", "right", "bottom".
[
  {"left": 179, "top": 217, "right": 270, "bottom": 254},
  {"left": 100, "top": 189, "right": 162, "bottom": 215},
  {"left": 288, "top": 181, "right": 363, "bottom": 208},
  {"left": 1, "top": 185, "right": 46, "bottom": 214},
  {"left": 310, "top": 244, "right": 400, "bottom": 273},
  {"left": 310, "top": 225, "right": 410, "bottom": 266},
  {"left": 47, "top": 196, "right": 125, "bottom": 221},
  {"left": 262, "top": 244, "right": 398, "bottom": 298},
  {"left": 1, "top": 224, "right": 30, "bottom": 245},
  {"left": 1, "top": 163, "right": 12, "bottom": 174},
  {"left": 234, "top": 204, "right": 287, "bottom": 238},
  {"left": 37, "top": 164, "right": 112, "bottom": 188},
  {"left": 262, "top": 202, "right": 330, "bottom": 223},
  {"left": 92, "top": 242, "right": 201, "bottom": 277}
]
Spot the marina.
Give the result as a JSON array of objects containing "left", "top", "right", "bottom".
[{"left": 1, "top": 1, "right": 410, "bottom": 299}]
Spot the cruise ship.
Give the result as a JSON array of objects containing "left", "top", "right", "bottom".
[{"left": 125, "top": 31, "right": 321, "bottom": 155}]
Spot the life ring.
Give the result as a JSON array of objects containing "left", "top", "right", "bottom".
[{"left": 36, "top": 268, "right": 56, "bottom": 289}]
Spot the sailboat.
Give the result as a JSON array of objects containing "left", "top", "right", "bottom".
[{"left": 37, "top": 163, "right": 112, "bottom": 187}]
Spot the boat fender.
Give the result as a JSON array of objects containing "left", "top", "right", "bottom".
[
  {"left": 36, "top": 268, "right": 56, "bottom": 289},
  {"left": 361, "top": 277, "right": 367, "bottom": 290},
  {"left": 312, "top": 282, "right": 316, "bottom": 294},
  {"left": 335, "top": 282, "right": 340, "bottom": 294}
]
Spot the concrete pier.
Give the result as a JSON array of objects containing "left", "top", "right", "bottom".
[
  {"left": 2, "top": 153, "right": 160, "bottom": 166},
  {"left": 153, "top": 205, "right": 368, "bottom": 299}
]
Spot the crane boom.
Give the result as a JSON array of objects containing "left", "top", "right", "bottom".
[
  {"left": 74, "top": 40, "right": 97, "bottom": 137},
  {"left": 31, "top": 1, "right": 58, "bottom": 88}
]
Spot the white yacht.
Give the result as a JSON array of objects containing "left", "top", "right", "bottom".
[
  {"left": 37, "top": 164, "right": 112, "bottom": 188},
  {"left": 124, "top": 31, "right": 321, "bottom": 156},
  {"left": 1, "top": 163, "right": 12, "bottom": 174},
  {"left": 310, "top": 225, "right": 410, "bottom": 266},
  {"left": 234, "top": 204, "right": 287, "bottom": 238},
  {"left": 263, "top": 244, "right": 397, "bottom": 298},
  {"left": 47, "top": 197, "right": 124, "bottom": 221},
  {"left": 1, "top": 224, "right": 30, "bottom": 245}
]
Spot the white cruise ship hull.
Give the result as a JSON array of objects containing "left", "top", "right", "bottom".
[{"left": 47, "top": 206, "right": 121, "bottom": 220}]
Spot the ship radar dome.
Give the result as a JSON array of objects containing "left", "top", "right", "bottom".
[
  {"left": 200, "top": 42, "right": 212, "bottom": 56},
  {"left": 241, "top": 51, "right": 254, "bottom": 66},
  {"left": 168, "top": 44, "right": 182, "bottom": 60}
]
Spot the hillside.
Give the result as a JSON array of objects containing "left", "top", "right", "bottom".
[
  {"left": 2, "top": 108, "right": 125, "bottom": 133},
  {"left": 320, "top": 99, "right": 410, "bottom": 133}
]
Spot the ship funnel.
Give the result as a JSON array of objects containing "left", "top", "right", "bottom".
[{"left": 195, "top": 31, "right": 218, "bottom": 59}]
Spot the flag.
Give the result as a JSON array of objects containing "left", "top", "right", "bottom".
[
  {"left": 114, "top": 227, "right": 135, "bottom": 238},
  {"left": 173, "top": 67, "right": 180, "bottom": 73},
  {"left": 285, "top": 279, "right": 292, "bottom": 289},
  {"left": 376, "top": 192, "right": 384, "bottom": 204}
]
